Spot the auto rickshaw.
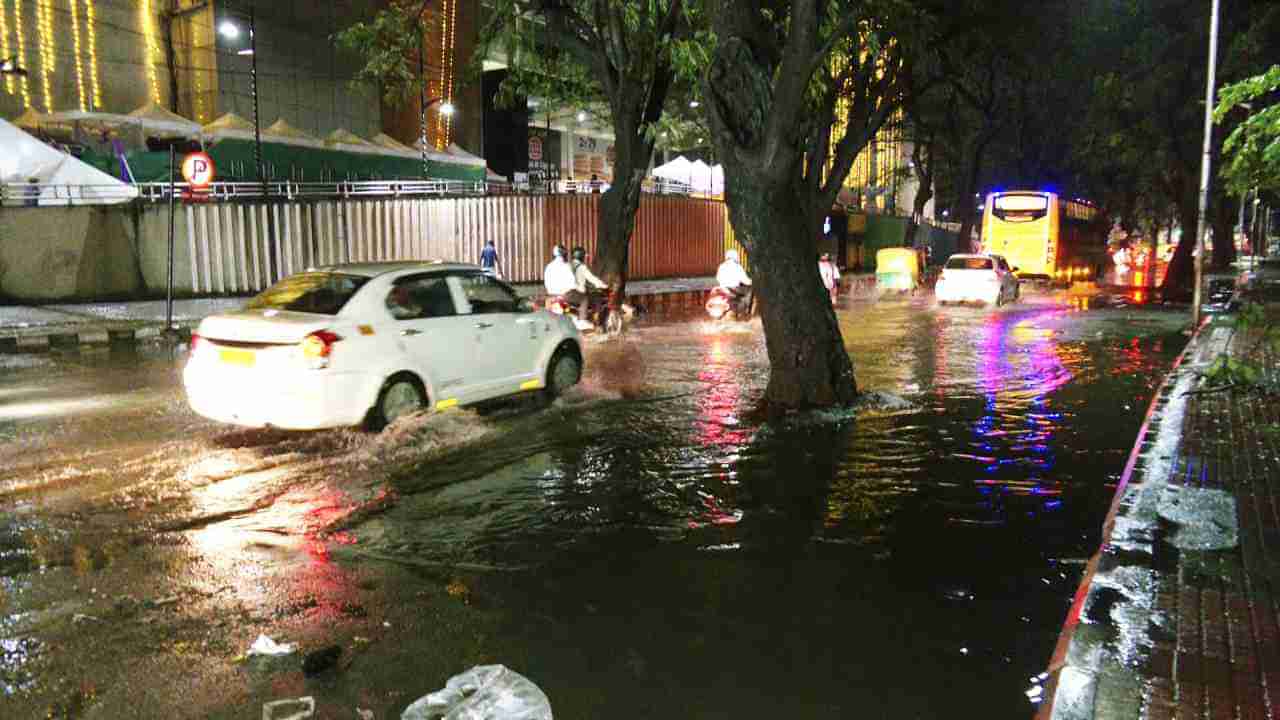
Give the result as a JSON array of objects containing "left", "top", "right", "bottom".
[{"left": 874, "top": 247, "right": 926, "bottom": 297}]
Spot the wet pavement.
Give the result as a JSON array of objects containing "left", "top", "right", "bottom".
[{"left": 0, "top": 287, "right": 1189, "bottom": 718}]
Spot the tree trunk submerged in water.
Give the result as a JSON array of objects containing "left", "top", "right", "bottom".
[{"left": 727, "top": 177, "right": 858, "bottom": 410}]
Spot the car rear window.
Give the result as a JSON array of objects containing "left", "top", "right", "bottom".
[
  {"left": 245, "top": 272, "right": 368, "bottom": 315},
  {"left": 946, "top": 257, "right": 994, "bottom": 270}
]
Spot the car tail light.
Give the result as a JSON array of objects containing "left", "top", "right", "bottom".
[
  {"left": 300, "top": 330, "right": 341, "bottom": 368},
  {"left": 190, "top": 333, "right": 204, "bottom": 354}
]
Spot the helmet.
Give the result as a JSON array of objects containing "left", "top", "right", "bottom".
[
  {"left": 552, "top": 245, "right": 565, "bottom": 259},
  {"left": 572, "top": 246, "right": 586, "bottom": 262},
  {"left": 725, "top": 249, "right": 739, "bottom": 262}
]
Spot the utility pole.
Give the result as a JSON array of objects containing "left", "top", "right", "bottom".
[{"left": 1192, "top": 0, "right": 1220, "bottom": 328}]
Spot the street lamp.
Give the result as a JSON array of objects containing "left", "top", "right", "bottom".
[{"left": 217, "top": 10, "right": 263, "bottom": 189}]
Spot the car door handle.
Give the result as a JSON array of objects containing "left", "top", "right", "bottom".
[
  {"left": 400, "top": 328, "right": 422, "bottom": 336},
  {"left": 474, "top": 321, "right": 493, "bottom": 329}
]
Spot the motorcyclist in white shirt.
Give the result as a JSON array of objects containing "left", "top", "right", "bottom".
[
  {"left": 543, "top": 245, "right": 576, "bottom": 298},
  {"left": 568, "top": 246, "right": 609, "bottom": 327},
  {"left": 716, "top": 249, "right": 753, "bottom": 316}
]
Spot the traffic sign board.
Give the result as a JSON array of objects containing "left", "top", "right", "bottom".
[{"left": 181, "top": 152, "right": 215, "bottom": 187}]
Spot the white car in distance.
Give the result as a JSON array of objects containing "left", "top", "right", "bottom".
[
  {"left": 184, "top": 261, "right": 583, "bottom": 430},
  {"left": 935, "top": 253, "right": 1021, "bottom": 307}
]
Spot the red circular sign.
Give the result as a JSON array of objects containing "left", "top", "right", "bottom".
[
  {"left": 181, "top": 152, "right": 216, "bottom": 187},
  {"left": 528, "top": 136, "right": 543, "bottom": 162}
]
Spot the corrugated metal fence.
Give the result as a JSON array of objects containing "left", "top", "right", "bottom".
[{"left": 181, "top": 194, "right": 743, "bottom": 294}]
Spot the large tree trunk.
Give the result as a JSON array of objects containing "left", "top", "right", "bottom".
[
  {"left": 595, "top": 119, "right": 653, "bottom": 296},
  {"left": 1161, "top": 203, "right": 1199, "bottom": 299},
  {"left": 903, "top": 142, "right": 934, "bottom": 249},
  {"left": 1210, "top": 195, "right": 1237, "bottom": 270},
  {"left": 725, "top": 173, "right": 858, "bottom": 411}
]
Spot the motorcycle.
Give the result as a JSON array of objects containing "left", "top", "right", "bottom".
[
  {"left": 546, "top": 289, "right": 626, "bottom": 334},
  {"left": 706, "top": 286, "right": 753, "bottom": 320}
]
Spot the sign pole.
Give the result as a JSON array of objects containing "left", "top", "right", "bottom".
[{"left": 166, "top": 144, "right": 176, "bottom": 333}]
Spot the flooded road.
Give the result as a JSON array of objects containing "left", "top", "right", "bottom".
[{"left": 0, "top": 288, "right": 1187, "bottom": 718}]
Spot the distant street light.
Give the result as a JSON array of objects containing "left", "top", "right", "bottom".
[
  {"left": 218, "top": 20, "right": 240, "bottom": 40},
  {"left": 0, "top": 56, "right": 28, "bottom": 76}
]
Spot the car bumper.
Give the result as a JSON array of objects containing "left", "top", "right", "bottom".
[
  {"left": 936, "top": 282, "right": 999, "bottom": 304},
  {"left": 184, "top": 360, "right": 376, "bottom": 430}
]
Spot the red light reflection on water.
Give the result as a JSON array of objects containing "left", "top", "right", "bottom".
[{"left": 694, "top": 338, "right": 752, "bottom": 448}]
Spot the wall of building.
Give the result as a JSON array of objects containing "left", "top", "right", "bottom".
[
  {"left": 0, "top": 0, "right": 384, "bottom": 140},
  {"left": 0, "top": 193, "right": 734, "bottom": 301},
  {"left": 211, "top": 0, "right": 382, "bottom": 139},
  {"left": 0, "top": 0, "right": 170, "bottom": 117}
]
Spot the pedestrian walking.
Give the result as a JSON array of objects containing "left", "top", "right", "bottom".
[
  {"left": 819, "top": 252, "right": 840, "bottom": 305},
  {"left": 479, "top": 240, "right": 502, "bottom": 279}
]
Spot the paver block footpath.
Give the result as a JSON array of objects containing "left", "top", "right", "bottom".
[{"left": 1036, "top": 309, "right": 1280, "bottom": 720}]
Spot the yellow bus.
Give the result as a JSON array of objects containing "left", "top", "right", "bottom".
[{"left": 980, "top": 191, "right": 1108, "bottom": 282}]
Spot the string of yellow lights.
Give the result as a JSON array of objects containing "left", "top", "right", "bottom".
[
  {"left": 435, "top": 2, "right": 448, "bottom": 149},
  {"left": 443, "top": 0, "right": 456, "bottom": 147},
  {"left": 139, "top": 0, "right": 162, "bottom": 105},
  {"left": 68, "top": 0, "right": 87, "bottom": 110},
  {"left": 12, "top": 0, "right": 29, "bottom": 107},
  {"left": 85, "top": 0, "right": 102, "bottom": 110},
  {"left": 36, "top": 0, "right": 55, "bottom": 112},
  {"left": 0, "top": 0, "right": 11, "bottom": 94}
]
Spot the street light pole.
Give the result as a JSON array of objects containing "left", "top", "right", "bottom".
[
  {"left": 249, "top": 5, "right": 264, "bottom": 194},
  {"left": 1192, "top": 0, "right": 1220, "bottom": 328}
]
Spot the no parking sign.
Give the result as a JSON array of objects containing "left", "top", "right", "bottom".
[{"left": 181, "top": 152, "right": 215, "bottom": 188}]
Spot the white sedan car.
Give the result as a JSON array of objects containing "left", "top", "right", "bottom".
[
  {"left": 184, "top": 261, "right": 583, "bottom": 430},
  {"left": 935, "top": 253, "right": 1021, "bottom": 306}
]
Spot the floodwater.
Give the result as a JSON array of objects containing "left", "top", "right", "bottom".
[
  {"left": 0, "top": 287, "right": 1187, "bottom": 718},
  {"left": 352, "top": 289, "right": 1186, "bottom": 719}
]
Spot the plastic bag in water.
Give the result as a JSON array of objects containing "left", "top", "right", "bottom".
[{"left": 401, "top": 665, "right": 552, "bottom": 720}]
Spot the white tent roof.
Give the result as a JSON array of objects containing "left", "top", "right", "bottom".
[
  {"left": 12, "top": 108, "right": 45, "bottom": 128},
  {"left": 371, "top": 133, "right": 417, "bottom": 155},
  {"left": 0, "top": 118, "right": 138, "bottom": 205},
  {"left": 445, "top": 143, "right": 486, "bottom": 168},
  {"left": 202, "top": 112, "right": 257, "bottom": 141},
  {"left": 39, "top": 109, "right": 136, "bottom": 131},
  {"left": 264, "top": 118, "right": 324, "bottom": 148},
  {"left": 126, "top": 102, "right": 201, "bottom": 137},
  {"left": 652, "top": 155, "right": 695, "bottom": 180}
]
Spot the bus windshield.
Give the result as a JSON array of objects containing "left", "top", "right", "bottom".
[{"left": 992, "top": 194, "right": 1049, "bottom": 222}]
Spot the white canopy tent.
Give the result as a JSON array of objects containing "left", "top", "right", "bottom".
[
  {"left": 653, "top": 155, "right": 723, "bottom": 194},
  {"left": 0, "top": 118, "right": 138, "bottom": 205},
  {"left": 126, "top": 102, "right": 201, "bottom": 137},
  {"left": 202, "top": 112, "right": 257, "bottom": 141}
]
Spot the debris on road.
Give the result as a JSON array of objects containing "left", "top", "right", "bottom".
[
  {"left": 247, "top": 634, "right": 298, "bottom": 657},
  {"left": 401, "top": 665, "right": 552, "bottom": 720},
  {"left": 261, "top": 696, "right": 314, "bottom": 720}
]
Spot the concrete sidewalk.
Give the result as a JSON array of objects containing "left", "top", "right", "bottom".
[
  {"left": 1035, "top": 277, "right": 1280, "bottom": 719},
  {"left": 0, "top": 277, "right": 722, "bottom": 353}
]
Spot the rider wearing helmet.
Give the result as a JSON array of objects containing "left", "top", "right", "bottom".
[
  {"left": 568, "top": 246, "right": 609, "bottom": 327},
  {"left": 716, "top": 249, "right": 753, "bottom": 316}
]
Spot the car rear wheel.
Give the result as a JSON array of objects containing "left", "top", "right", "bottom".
[
  {"left": 368, "top": 374, "right": 426, "bottom": 431},
  {"left": 545, "top": 348, "right": 582, "bottom": 400}
]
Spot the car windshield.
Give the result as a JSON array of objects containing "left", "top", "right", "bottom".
[
  {"left": 245, "top": 272, "right": 368, "bottom": 315},
  {"left": 946, "top": 257, "right": 994, "bottom": 271}
]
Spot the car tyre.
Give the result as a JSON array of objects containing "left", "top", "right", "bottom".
[
  {"left": 544, "top": 347, "right": 582, "bottom": 400},
  {"left": 367, "top": 374, "right": 426, "bottom": 431}
]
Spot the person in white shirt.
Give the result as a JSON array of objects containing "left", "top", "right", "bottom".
[
  {"left": 716, "top": 249, "right": 753, "bottom": 316},
  {"left": 818, "top": 252, "right": 840, "bottom": 305},
  {"left": 568, "top": 246, "right": 609, "bottom": 326},
  {"left": 543, "top": 245, "right": 576, "bottom": 298}
]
